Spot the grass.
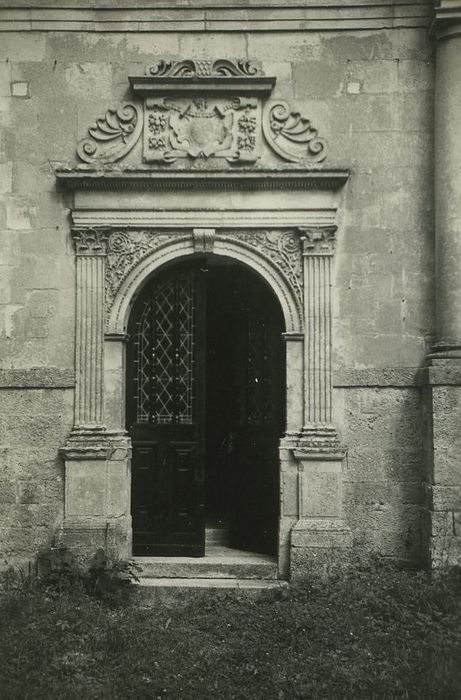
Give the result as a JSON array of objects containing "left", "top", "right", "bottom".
[{"left": 0, "top": 561, "right": 460, "bottom": 699}]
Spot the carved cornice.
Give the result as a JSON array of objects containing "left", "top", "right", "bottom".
[
  {"left": 129, "top": 60, "right": 276, "bottom": 97},
  {"left": 73, "top": 228, "right": 110, "bottom": 256},
  {"left": 431, "top": 0, "right": 461, "bottom": 39},
  {"left": 0, "top": 4, "right": 432, "bottom": 33},
  {"left": 299, "top": 226, "right": 337, "bottom": 256},
  {"left": 55, "top": 167, "right": 349, "bottom": 191}
]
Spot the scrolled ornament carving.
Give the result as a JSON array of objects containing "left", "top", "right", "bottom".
[
  {"left": 299, "top": 226, "right": 337, "bottom": 256},
  {"left": 77, "top": 104, "right": 143, "bottom": 164},
  {"left": 262, "top": 101, "right": 328, "bottom": 164},
  {"left": 104, "top": 230, "right": 189, "bottom": 320},
  {"left": 145, "top": 59, "right": 262, "bottom": 79},
  {"left": 217, "top": 229, "right": 304, "bottom": 321},
  {"left": 73, "top": 228, "right": 109, "bottom": 256}
]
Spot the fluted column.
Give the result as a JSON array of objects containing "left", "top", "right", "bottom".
[
  {"left": 290, "top": 225, "right": 351, "bottom": 580},
  {"left": 73, "top": 229, "right": 108, "bottom": 430},
  {"left": 299, "top": 226, "right": 339, "bottom": 447}
]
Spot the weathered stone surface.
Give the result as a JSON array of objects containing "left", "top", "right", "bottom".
[{"left": 0, "top": 17, "right": 448, "bottom": 575}]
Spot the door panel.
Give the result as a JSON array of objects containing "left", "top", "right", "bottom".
[
  {"left": 227, "top": 270, "right": 285, "bottom": 555},
  {"left": 127, "top": 263, "right": 205, "bottom": 556}
]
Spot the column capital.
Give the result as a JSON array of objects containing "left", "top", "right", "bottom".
[
  {"left": 72, "top": 228, "right": 110, "bottom": 256},
  {"left": 431, "top": 1, "right": 461, "bottom": 41},
  {"left": 298, "top": 226, "right": 337, "bottom": 256}
]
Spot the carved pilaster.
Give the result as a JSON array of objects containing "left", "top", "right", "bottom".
[
  {"left": 73, "top": 228, "right": 109, "bottom": 429},
  {"left": 299, "top": 226, "right": 336, "bottom": 435}
]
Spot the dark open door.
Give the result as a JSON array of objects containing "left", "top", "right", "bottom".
[
  {"left": 228, "top": 269, "right": 285, "bottom": 554},
  {"left": 127, "top": 262, "right": 206, "bottom": 556},
  {"left": 205, "top": 265, "right": 285, "bottom": 555}
]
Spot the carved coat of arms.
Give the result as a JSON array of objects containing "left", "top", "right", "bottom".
[{"left": 144, "top": 97, "right": 260, "bottom": 163}]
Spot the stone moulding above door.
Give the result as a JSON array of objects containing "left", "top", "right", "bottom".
[{"left": 63, "top": 59, "right": 330, "bottom": 167}]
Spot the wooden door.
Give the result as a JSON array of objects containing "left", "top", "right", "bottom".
[
  {"left": 127, "top": 262, "right": 206, "bottom": 556},
  {"left": 227, "top": 269, "right": 285, "bottom": 555}
]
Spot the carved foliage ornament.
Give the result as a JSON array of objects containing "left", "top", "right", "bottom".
[
  {"left": 73, "top": 228, "right": 109, "bottom": 255},
  {"left": 75, "top": 59, "right": 329, "bottom": 166},
  {"left": 262, "top": 102, "right": 327, "bottom": 164},
  {"left": 102, "top": 228, "right": 304, "bottom": 327},
  {"left": 146, "top": 59, "right": 260, "bottom": 78},
  {"left": 299, "top": 226, "right": 337, "bottom": 256},
  {"left": 77, "top": 104, "right": 143, "bottom": 165}
]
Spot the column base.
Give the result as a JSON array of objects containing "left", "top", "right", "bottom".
[
  {"left": 290, "top": 425, "right": 351, "bottom": 580},
  {"left": 425, "top": 355, "right": 461, "bottom": 568},
  {"left": 59, "top": 429, "right": 132, "bottom": 561},
  {"left": 290, "top": 518, "right": 353, "bottom": 580}
]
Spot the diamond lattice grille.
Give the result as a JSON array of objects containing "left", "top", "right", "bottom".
[{"left": 132, "top": 269, "right": 196, "bottom": 426}]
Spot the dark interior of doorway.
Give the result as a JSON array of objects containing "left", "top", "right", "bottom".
[{"left": 204, "top": 260, "right": 285, "bottom": 555}]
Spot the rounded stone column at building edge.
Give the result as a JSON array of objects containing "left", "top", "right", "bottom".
[{"left": 433, "top": 17, "right": 461, "bottom": 353}]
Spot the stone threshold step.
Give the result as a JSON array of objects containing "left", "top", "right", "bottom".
[
  {"left": 136, "top": 577, "right": 287, "bottom": 590},
  {"left": 133, "top": 556, "right": 278, "bottom": 580}
]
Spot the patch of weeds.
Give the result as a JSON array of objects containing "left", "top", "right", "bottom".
[{"left": 0, "top": 559, "right": 460, "bottom": 699}]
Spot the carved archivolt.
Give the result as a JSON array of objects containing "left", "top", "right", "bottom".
[
  {"left": 75, "top": 59, "right": 328, "bottom": 166},
  {"left": 103, "top": 228, "right": 304, "bottom": 330}
]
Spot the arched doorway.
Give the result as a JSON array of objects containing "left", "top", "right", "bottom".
[{"left": 126, "top": 255, "right": 286, "bottom": 558}]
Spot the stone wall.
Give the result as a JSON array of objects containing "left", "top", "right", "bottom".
[
  {"left": 336, "top": 385, "right": 428, "bottom": 564},
  {"left": 0, "top": 11, "right": 438, "bottom": 567},
  {"left": 0, "top": 388, "right": 73, "bottom": 565}
]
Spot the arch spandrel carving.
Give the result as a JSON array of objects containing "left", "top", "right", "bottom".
[{"left": 105, "top": 229, "right": 304, "bottom": 335}]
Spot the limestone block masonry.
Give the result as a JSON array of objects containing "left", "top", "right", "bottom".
[{"left": 1, "top": 1, "right": 460, "bottom": 576}]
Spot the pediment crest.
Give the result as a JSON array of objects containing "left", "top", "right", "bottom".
[{"left": 75, "top": 58, "right": 328, "bottom": 168}]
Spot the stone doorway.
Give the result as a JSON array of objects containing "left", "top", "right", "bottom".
[{"left": 127, "top": 256, "right": 285, "bottom": 560}]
